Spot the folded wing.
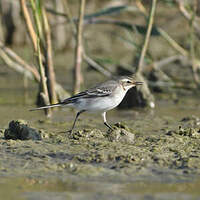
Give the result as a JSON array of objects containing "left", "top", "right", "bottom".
[{"left": 61, "top": 80, "right": 117, "bottom": 104}]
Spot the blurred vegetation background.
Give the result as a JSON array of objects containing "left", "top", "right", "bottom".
[{"left": 0, "top": 0, "right": 200, "bottom": 116}]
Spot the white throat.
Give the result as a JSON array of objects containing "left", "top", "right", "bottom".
[{"left": 124, "top": 85, "right": 134, "bottom": 91}]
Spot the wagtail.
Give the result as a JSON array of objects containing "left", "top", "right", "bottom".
[{"left": 30, "top": 76, "right": 143, "bottom": 132}]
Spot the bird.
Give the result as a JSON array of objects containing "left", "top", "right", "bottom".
[{"left": 30, "top": 76, "right": 143, "bottom": 133}]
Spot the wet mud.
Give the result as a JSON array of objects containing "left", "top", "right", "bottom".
[{"left": 0, "top": 97, "right": 200, "bottom": 199}]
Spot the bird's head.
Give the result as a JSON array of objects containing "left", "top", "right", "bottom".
[{"left": 117, "top": 76, "right": 143, "bottom": 91}]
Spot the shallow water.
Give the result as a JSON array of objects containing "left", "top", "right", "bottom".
[{"left": 1, "top": 176, "right": 200, "bottom": 200}]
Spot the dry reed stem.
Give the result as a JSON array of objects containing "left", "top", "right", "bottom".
[
  {"left": 137, "top": 0, "right": 157, "bottom": 73},
  {"left": 73, "top": 0, "right": 85, "bottom": 94},
  {"left": 20, "top": 0, "right": 37, "bottom": 51},
  {"left": 37, "top": 38, "right": 51, "bottom": 116},
  {"left": 30, "top": 0, "right": 44, "bottom": 45},
  {"left": 42, "top": 7, "right": 57, "bottom": 104},
  {"left": 30, "top": 0, "right": 51, "bottom": 115}
]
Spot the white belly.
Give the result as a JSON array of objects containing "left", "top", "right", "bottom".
[{"left": 73, "top": 87, "right": 126, "bottom": 112}]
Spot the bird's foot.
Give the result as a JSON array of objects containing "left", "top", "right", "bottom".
[
  {"left": 66, "top": 129, "right": 73, "bottom": 134},
  {"left": 65, "top": 129, "right": 75, "bottom": 139},
  {"left": 109, "top": 126, "right": 114, "bottom": 131},
  {"left": 104, "top": 122, "right": 114, "bottom": 131}
]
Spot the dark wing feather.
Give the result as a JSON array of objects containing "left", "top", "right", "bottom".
[
  {"left": 61, "top": 80, "right": 117, "bottom": 104},
  {"left": 86, "top": 87, "right": 113, "bottom": 96}
]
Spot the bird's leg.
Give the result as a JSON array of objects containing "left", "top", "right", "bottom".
[
  {"left": 102, "top": 112, "right": 114, "bottom": 131},
  {"left": 69, "top": 110, "right": 85, "bottom": 133}
]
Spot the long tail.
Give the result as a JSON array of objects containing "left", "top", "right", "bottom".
[{"left": 30, "top": 103, "right": 62, "bottom": 111}]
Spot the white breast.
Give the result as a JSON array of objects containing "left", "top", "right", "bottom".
[{"left": 75, "top": 86, "right": 127, "bottom": 112}]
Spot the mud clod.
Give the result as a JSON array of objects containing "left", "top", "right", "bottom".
[
  {"left": 4, "top": 120, "right": 41, "bottom": 140},
  {"left": 180, "top": 116, "right": 200, "bottom": 126},
  {"left": 178, "top": 126, "right": 200, "bottom": 138},
  {"left": 166, "top": 126, "right": 200, "bottom": 138},
  {"left": 68, "top": 128, "right": 104, "bottom": 140},
  {"left": 107, "top": 122, "right": 135, "bottom": 143}
]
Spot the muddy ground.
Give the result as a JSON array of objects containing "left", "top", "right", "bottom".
[{"left": 0, "top": 77, "right": 200, "bottom": 200}]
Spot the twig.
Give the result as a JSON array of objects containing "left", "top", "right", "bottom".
[
  {"left": 62, "top": 0, "right": 76, "bottom": 34},
  {"left": 135, "top": 0, "right": 147, "bottom": 14},
  {"left": 137, "top": 0, "right": 157, "bottom": 73},
  {"left": 0, "top": 41, "right": 40, "bottom": 81},
  {"left": 83, "top": 53, "right": 112, "bottom": 77},
  {"left": 0, "top": 48, "right": 33, "bottom": 79},
  {"left": 189, "top": 1, "right": 200, "bottom": 85},
  {"left": 153, "top": 55, "right": 183, "bottom": 69},
  {"left": 74, "top": 0, "right": 85, "bottom": 94},
  {"left": 177, "top": 0, "right": 200, "bottom": 38},
  {"left": 45, "top": 7, "right": 67, "bottom": 18}
]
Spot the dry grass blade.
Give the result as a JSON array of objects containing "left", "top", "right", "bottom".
[{"left": 158, "top": 28, "right": 188, "bottom": 57}]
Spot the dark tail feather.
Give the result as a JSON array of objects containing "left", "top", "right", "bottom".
[{"left": 30, "top": 103, "right": 62, "bottom": 111}]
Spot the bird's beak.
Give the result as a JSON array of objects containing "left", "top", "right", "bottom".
[{"left": 134, "top": 81, "right": 143, "bottom": 85}]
